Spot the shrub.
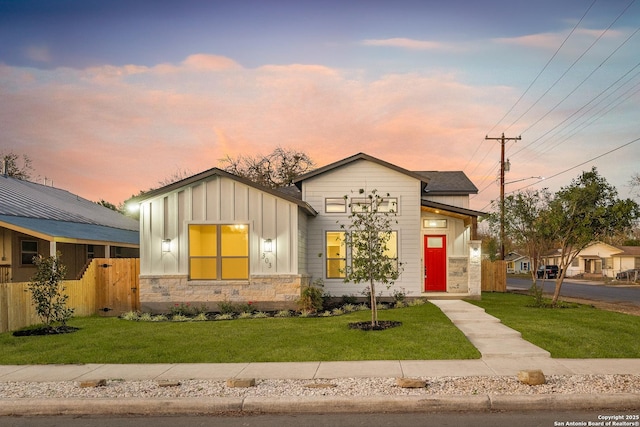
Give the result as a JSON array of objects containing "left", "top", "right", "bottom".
[
  {"left": 274, "top": 310, "right": 292, "bottom": 318},
  {"left": 139, "top": 312, "right": 154, "bottom": 322},
  {"left": 215, "top": 313, "right": 235, "bottom": 321},
  {"left": 342, "top": 304, "right": 357, "bottom": 313},
  {"left": 341, "top": 294, "right": 358, "bottom": 305},
  {"left": 218, "top": 299, "right": 236, "bottom": 315},
  {"left": 218, "top": 299, "right": 253, "bottom": 315},
  {"left": 298, "top": 279, "right": 324, "bottom": 313},
  {"left": 121, "top": 311, "right": 140, "bottom": 321},
  {"left": 193, "top": 313, "right": 208, "bottom": 322}
]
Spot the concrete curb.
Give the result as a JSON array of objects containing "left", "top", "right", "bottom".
[{"left": 1, "top": 394, "right": 638, "bottom": 416}]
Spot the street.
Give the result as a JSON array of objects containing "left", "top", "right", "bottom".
[
  {"left": 2, "top": 411, "right": 639, "bottom": 427},
  {"left": 507, "top": 276, "right": 640, "bottom": 308}
]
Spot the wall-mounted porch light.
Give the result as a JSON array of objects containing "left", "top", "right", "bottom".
[
  {"left": 161, "top": 239, "right": 171, "bottom": 253},
  {"left": 263, "top": 238, "right": 273, "bottom": 253},
  {"left": 262, "top": 238, "right": 274, "bottom": 269}
]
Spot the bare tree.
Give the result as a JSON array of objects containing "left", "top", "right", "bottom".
[
  {"left": 157, "top": 167, "right": 194, "bottom": 187},
  {"left": 219, "top": 147, "right": 314, "bottom": 188},
  {"left": 1, "top": 152, "right": 34, "bottom": 180}
]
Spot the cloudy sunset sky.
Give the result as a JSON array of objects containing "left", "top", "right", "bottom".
[{"left": 1, "top": 0, "right": 638, "bottom": 211}]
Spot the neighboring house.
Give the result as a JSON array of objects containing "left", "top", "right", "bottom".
[
  {"left": 129, "top": 153, "right": 484, "bottom": 313},
  {"left": 542, "top": 242, "right": 640, "bottom": 278},
  {"left": 505, "top": 252, "right": 531, "bottom": 274},
  {"left": 0, "top": 174, "right": 139, "bottom": 283}
]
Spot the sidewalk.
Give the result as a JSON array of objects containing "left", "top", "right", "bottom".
[{"left": 1, "top": 300, "right": 639, "bottom": 415}]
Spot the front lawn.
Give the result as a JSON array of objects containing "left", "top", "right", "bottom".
[
  {"left": 469, "top": 292, "right": 640, "bottom": 358},
  {"left": 0, "top": 303, "right": 481, "bottom": 364}
]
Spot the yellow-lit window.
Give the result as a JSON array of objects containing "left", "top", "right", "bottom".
[
  {"left": 350, "top": 231, "right": 399, "bottom": 273},
  {"left": 189, "top": 224, "right": 248, "bottom": 280},
  {"left": 326, "top": 231, "right": 346, "bottom": 279}
]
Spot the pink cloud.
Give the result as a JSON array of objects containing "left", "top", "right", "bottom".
[
  {"left": 0, "top": 55, "right": 515, "bottom": 209},
  {"left": 362, "top": 38, "right": 449, "bottom": 50}
]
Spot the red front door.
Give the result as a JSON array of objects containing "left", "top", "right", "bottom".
[{"left": 424, "top": 235, "right": 446, "bottom": 292}]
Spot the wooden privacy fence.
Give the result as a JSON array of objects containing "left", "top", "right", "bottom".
[
  {"left": 0, "top": 258, "right": 139, "bottom": 334},
  {"left": 482, "top": 259, "right": 507, "bottom": 292}
]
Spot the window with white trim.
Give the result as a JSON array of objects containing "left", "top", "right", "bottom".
[
  {"left": 189, "top": 224, "right": 249, "bottom": 280},
  {"left": 325, "top": 198, "right": 347, "bottom": 213},
  {"left": 326, "top": 231, "right": 346, "bottom": 279}
]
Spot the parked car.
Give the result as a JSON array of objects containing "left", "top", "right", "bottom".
[
  {"left": 536, "top": 265, "right": 559, "bottom": 279},
  {"left": 616, "top": 269, "right": 640, "bottom": 281}
]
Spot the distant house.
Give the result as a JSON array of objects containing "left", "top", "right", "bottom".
[
  {"left": 542, "top": 242, "right": 640, "bottom": 278},
  {"left": 505, "top": 252, "right": 531, "bottom": 274},
  {"left": 129, "top": 153, "right": 484, "bottom": 313},
  {"left": 0, "top": 174, "right": 139, "bottom": 283}
]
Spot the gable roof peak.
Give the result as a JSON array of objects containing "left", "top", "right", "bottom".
[{"left": 293, "top": 152, "right": 429, "bottom": 187}]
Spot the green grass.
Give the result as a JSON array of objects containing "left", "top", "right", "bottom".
[
  {"left": 468, "top": 292, "right": 640, "bottom": 358},
  {"left": 0, "top": 303, "right": 480, "bottom": 364}
]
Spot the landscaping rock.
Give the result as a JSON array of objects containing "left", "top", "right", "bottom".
[
  {"left": 79, "top": 379, "right": 107, "bottom": 388},
  {"left": 396, "top": 378, "right": 428, "bottom": 388},
  {"left": 157, "top": 380, "right": 181, "bottom": 387},
  {"left": 517, "top": 370, "right": 546, "bottom": 385},
  {"left": 226, "top": 378, "right": 256, "bottom": 388},
  {"left": 304, "top": 383, "right": 338, "bottom": 389}
]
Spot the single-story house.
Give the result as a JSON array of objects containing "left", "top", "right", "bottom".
[
  {"left": 505, "top": 252, "right": 531, "bottom": 274},
  {"left": 542, "top": 242, "right": 640, "bottom": 278},
  {"left": 129, "top": 153, "right": 484, "bottom": 313},
  {"left": 0, "top": 174, "right": 139, "bottom": 283}
]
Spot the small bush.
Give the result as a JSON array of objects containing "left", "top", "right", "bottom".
[
  {"left": 238, "top": 312, "right": 253, "bottom": 319},
  {"left": 274, "top": 310, "right": 292, "bottom": 318},
  {"left": 192, "top": 313, "right": 208, "bottom": 321},
  {"left": 342, "top": 304, "right": 357, "bottom": 313},
  {"left": 252, "top": 311, "right": 269, "bottom": 318},
  {"left": 215, "top": 313, "right": 235, "bottom": 321},
  {"left": 171, "top": 314, "right": 191, "bottom": 322},
  {"left": 121, "top": 311, "right": 140, "bottom": 321},
  {"left": 298, "top": 280, "right": 324, "bottom": 313},
  {"left": 331, "top": 307, "right": 344, "bottom": 316},
  {"left": 139, "top": 313, "right": 154, "bottom": 322},
  {"left": 341, "top": 294, "right": 358, "bottom": 305}
]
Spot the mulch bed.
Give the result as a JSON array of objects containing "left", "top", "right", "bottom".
[
  {"left": 12, "top": 326, "right": 79, "bottom": 337},
  {"left": 348, "top": 320, "right": 402, "bottom": 331}
]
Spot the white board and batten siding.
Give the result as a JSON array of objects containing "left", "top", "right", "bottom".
[
  {"left": 139, "top": 175, "right": 300, "bottom": 277},
  {"left": 301, "top": 160, "right": 423, "bottom": 297}
]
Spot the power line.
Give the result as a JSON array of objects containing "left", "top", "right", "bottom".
[
  {"left": 518, "top": 136, "right": 640, "bottom": 190},
  {"left": 505, "top": 0, "right": 637, "bottom": 134},
  {"left": 464, "top": 1, "right": 597, "bottom": 176},
  {"left": 486, "top": 0, "right": 598, "bottom": 136}
]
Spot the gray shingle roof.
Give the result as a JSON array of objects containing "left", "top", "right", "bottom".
[
  {"left": 0, "top": 175, "right": 139, "bottom": 245},
  {"left": 415, "top": 171, "right": 478, "bottom": 195}
]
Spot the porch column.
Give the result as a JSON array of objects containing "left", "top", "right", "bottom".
[
  {"left": 49, "top": 241, "right": 57, "bottom": 257},
  {"left": 467, "top": 240, "right": 482, "bottom": 299},
  {"left": 104, "top": 245, "right": 111, "bottom": 259}
]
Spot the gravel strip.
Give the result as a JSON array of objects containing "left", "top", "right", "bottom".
[{"left": 1, "top": 375, "right": 639, "bottom": 399}]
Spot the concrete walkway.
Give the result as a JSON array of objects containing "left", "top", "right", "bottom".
[{"left": 1, "top": 300, "right": 639, "bottom": 415}]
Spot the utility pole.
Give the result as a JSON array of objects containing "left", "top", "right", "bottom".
[{"left": 485, "top": 133, "right": 521, "bottom": 260}]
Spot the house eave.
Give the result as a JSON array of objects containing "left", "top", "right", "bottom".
[{"left": 127, "top": 168, "right": 317, "bottom": 217}]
